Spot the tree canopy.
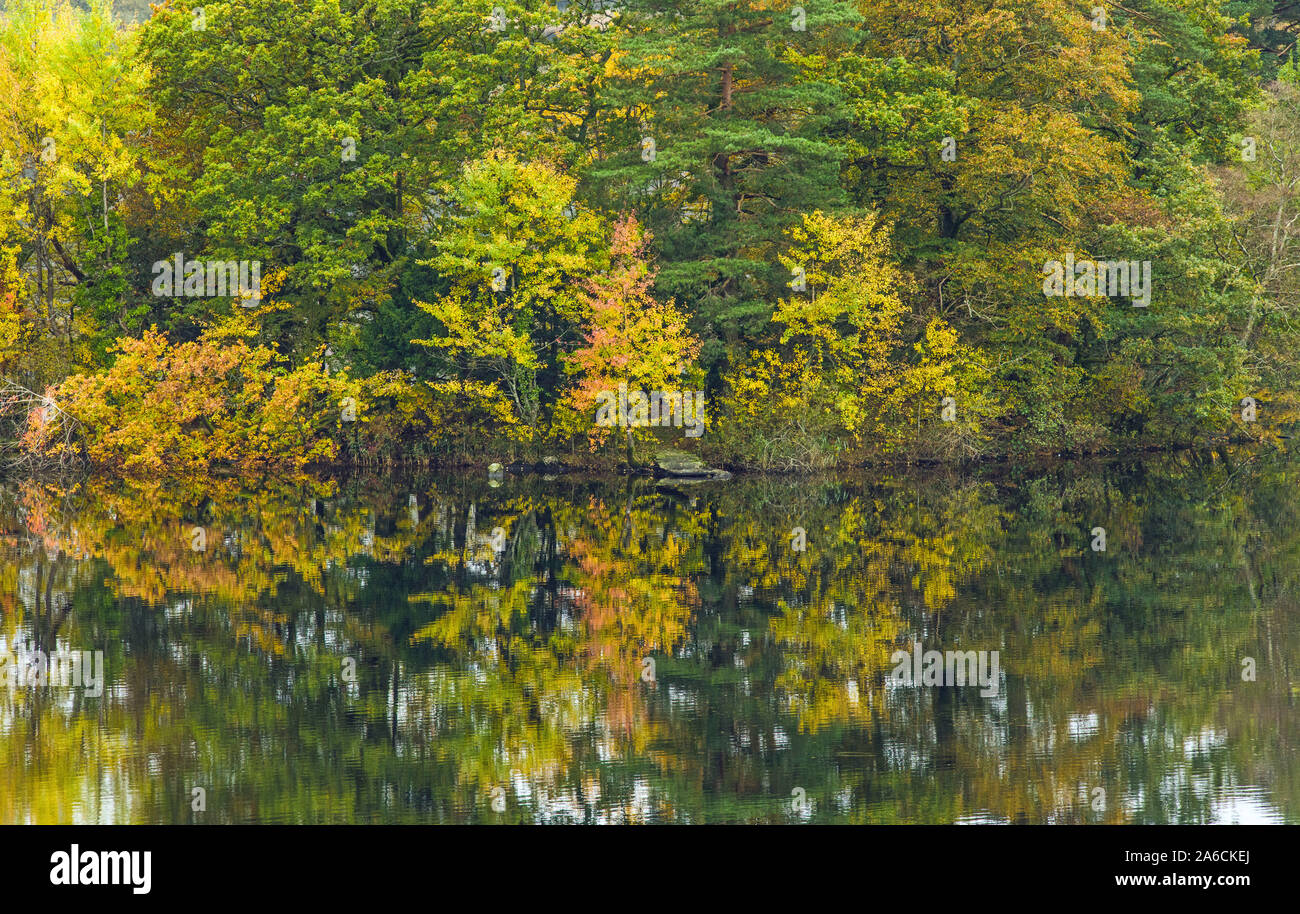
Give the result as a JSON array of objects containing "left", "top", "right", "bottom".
[{"left": 1, "top": 0, "right": 1298, "bottom": 472}]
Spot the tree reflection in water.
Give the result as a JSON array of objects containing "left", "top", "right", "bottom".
[{"left": 0, "top": 451, "right": 1294, "bottom": 824}]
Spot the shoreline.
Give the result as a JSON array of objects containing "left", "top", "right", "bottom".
[{"left": 5, "top": 437, "right": 1278, "bottom": 483}]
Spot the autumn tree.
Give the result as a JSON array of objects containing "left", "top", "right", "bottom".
[
  {"left": 560, "top": 215, "right": 701, "bottom": 459},
  {"left": 0, "top": 0, "right": 154, "bottom": 379},
  {"left": 414, "top": 153, "right": 606, "bottom": 438}
]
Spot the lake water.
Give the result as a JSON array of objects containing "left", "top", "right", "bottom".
[{"left": 1, "top": 451, "right": 1295, "bottom": 823}]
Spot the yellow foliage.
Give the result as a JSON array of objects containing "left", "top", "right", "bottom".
[{"left": 35, "top": 327, "right": 359, "bottom": 476}]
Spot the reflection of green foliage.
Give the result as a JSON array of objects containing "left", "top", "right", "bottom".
[{"left": 1, "top": 452, "right": 1298, "bottom": 823}]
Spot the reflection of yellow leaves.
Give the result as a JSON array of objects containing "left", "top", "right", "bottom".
[
  {"left": 9, "top": 476, "right": 420, "bottom": 620},
  {"left": 411, "top": 579, "right": 535, "bottom": 646},
  {"left": 738, "top": 481, "right": 1002, "bottom": 732},
  {"left": 770, "top": 596, "right": 899, "bottom": 733}
]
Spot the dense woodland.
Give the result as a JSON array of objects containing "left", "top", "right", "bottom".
[{"left": 3, "top": 0, "right": 1300, "bottom": 474}]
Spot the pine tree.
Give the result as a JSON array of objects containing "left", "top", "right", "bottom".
[{"left": 591, "top": 0, "right": 861, "bottom": 360}]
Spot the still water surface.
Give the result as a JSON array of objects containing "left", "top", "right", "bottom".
[{"left": 1, "top": 451, "right": 1295, "bottom": 823}]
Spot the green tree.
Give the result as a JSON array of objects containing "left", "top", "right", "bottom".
[
  {"left": 414, "top": 153, "right": 606, "bottom": 435},
  {"left": 592, "top": 0, "right": 861, "bottom": 361}
]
